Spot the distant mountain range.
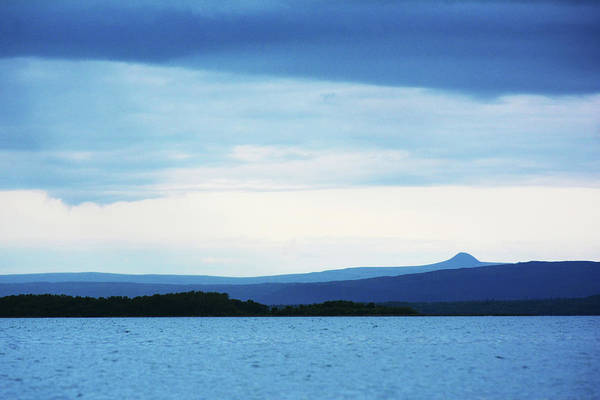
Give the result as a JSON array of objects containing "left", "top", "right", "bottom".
[
  {"left": 0, "top": 252, "right": 492, "bottom": 285},
  {"left": 1, "top": 254, "right": 599, "bottom": 305}
]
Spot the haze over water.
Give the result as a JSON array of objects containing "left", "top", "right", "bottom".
[{"left": 2, "top": 316, "right": 599, "bottom": 399}]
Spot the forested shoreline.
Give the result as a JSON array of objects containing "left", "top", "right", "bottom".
[{"left": 0, "top": 291, "right": 417, "bottom": 317}]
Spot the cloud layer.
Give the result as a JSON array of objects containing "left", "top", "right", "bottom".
[
  {"left": 2, "top": 59, "right": 599, "bottom": 203},
  {"left": 2, "top": 1, "right": 599, "bottom": 95}
]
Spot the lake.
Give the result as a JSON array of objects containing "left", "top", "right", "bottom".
[{"left": 1, "top": 316, "right": 599, "bottom": 399}]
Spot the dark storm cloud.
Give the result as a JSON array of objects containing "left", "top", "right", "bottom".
[{"left": 1, "top": 0, "right": 599, "bottom": 95}]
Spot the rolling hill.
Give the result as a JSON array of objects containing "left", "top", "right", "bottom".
[
  {"left": 0, "top": 252, "right": 492, "bottom": 285},
  {"left": 1, "top": 260, "right": 598, "bottom": 305}
]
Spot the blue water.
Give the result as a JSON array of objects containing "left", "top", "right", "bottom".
[{"left": 1, "top": 316, "right": 599, "bottom": 399}]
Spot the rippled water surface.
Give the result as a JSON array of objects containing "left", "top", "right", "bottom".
[{"left": 1, "top": 316, "right": 599, "bottom": 399}]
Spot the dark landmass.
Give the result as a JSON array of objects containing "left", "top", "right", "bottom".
[
  {"left": 383, "top": 295, "right": 600, "bottom": 316},
  {"left": 0, "top": 291, "right": 417, "bottom": 317},
  {"left": 2, "top": 261, "right": 598, "bottom": 305},
  {"left": 270, "top": 301, "right": 417, "bottom": 316},
  {"left": 0, "top": 252, "right": 493, "bottom": 285}
]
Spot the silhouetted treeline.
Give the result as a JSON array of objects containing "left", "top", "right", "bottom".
[
  {"left": 0, "top": 292, "right": 417, "bottom": 317},
  {"left": 382, "top": 295, "right": 600, "bottom": 316},
  {"left": 0, "top": 291, "right": 268, "bottom": 317}
]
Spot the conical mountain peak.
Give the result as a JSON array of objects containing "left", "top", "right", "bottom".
[{"left": 443, "top": 252, "right": 481, "bottom": 266}]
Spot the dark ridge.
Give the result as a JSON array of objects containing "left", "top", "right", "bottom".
[{"left": 212, "top": 260, "right": 600, "bottom": 305}]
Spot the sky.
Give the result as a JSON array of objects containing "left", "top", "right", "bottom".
[{"left": 1, "top": 0, "right": 599, "bottom": 275}]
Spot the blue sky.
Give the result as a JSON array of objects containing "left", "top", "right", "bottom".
[{"left": 1, "top": 1, "right": 599, "bottom": 275}]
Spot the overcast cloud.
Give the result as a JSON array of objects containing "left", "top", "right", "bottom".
[
  {"left": 2, "top": 1, "right": 599, "bottom": 95},
  {"left": 1, "top": 59, "right": 598, "bottom": 203}
]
